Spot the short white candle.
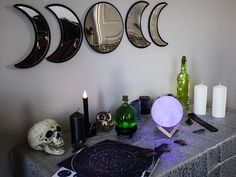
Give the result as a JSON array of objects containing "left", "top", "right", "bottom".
[
  {"left": 194, "top": 83, "right": 208, "bottom": 115},
  {"left": 212, "top": 83, "right": 227, "bottom": 118}
]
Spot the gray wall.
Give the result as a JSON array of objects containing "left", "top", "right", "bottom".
[{"left": 1, "top": 0, "right": 236, "bottom": 176}]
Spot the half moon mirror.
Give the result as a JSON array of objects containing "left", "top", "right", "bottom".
[
  {"left": 46, "top": 4, "right": 83, "bottom": 63},
  {"left": 126, "top": 1, "right": 150, "bottom": 48},
  {"left": 84, "top": 2, "right": 124, "bottom": 53},
  {"left": 14, "top": 4, "right": 50, "bottom": 68},
  {"left": 149, "top": 2, "right": 168, "bottom": 47}
]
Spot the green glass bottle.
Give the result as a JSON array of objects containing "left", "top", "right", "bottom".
[
  {"left": 114, "top": 95, "right": 137, "bottom": 136},
  {"left": 177, "top": 56, "right": 190, "bottom": 110}
]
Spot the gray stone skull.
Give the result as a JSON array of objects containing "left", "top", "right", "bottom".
[{"left": 27, "top": 119, "right": 65, "bottom": 155}]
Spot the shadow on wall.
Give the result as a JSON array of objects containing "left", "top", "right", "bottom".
[
  {"left": 170, "top": 56, "right": 178, "bottom": 95},
  {"left": 0, "top": 100, "right": 36, "bottom": 177},
  {"left": 108, "top": 67, "right": 128, "bottom": 115},
  {"left": 97, "top": 89, "right": 106, "bottom": 112}
]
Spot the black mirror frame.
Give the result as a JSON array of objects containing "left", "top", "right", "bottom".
[
  {"left": 46, "top": 4, "right": 83, "bottom": 63},
  {"left": 148, "top": 2, "right": 168, "bottom": 47},
  {"left": 84, "top": 2, "right": 124, "bottom": 54},
  {"left": 125, "top": 1, "right": 151, "bottom": 48},
  {"left": 14, "top": 4, "right": 51, "bottom": 68}
]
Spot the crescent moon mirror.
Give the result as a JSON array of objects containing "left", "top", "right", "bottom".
[
  {"left": 149, "top": 2, "right": 168, "bottom": 47},
  {"left": 46, "top": 4, "right": 83, "bottom": 63},
  {"left": 125, "top": 1, "right": 150, "bottom": 48},
  {"left": 84, "top": 2, "right": 124, "bottom": 53},
  {"left": 14, "top": 4, "right": 50, "bottom": 68}
]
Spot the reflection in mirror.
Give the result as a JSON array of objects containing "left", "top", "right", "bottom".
[
  {"left": 14, "top": 4, "right": 50, "bottom": 68},
  {"left": 149, "top": 2, "right": 168, "bottom": 47},
  {"left": 84, "top": 2, "right": 124, "bottom": 53},
  {"left": 126, "top": 1, "right": 150, "bottom": 48},
  {"left": 46, "top": 4, "right": 83, "bottom": 63}
]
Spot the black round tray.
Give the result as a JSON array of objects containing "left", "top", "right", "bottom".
[{"left": 71, "top": 140, "right": 153, "bottom": 177}]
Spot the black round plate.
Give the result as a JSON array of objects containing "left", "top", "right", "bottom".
[{"left": 72, "top": 141, "right": 152, "bottom": 177}]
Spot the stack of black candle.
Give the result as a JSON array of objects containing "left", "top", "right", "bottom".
[{"left": 70, "top": 90, "right": 90, "bottom": 145}]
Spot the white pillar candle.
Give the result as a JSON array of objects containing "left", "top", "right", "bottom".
[
  {"left": 212, "top": 83, "right": 227, "bottom": 118},
  {"left": 194, "top": 83, "right": 208, "bottom": 115}
]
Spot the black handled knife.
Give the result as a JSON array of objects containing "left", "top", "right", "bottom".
[{"left": 188, "top": 113, "right": 218, "bottom": 132}]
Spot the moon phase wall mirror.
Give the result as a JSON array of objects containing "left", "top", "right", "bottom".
[
  {"left": 149, "top": 2, "right": 168, "bottom": 47},
  {"left": 14, "top": 4, "right": 50, "bottom": 68},
  {"left": 125, "top": 1, "right": 151, "bottom": 48},
  {"left": 13, "top": 2, "right": 169, "bottom": 69},
  {"left": 84, "top": 2, "right": 124, "bottom": 53},
  {"left": 46, "top": 4, "right": 83, "bottom": 63},
  {"left": 151, "top": 96, "right": 183, "bottom": 138}
]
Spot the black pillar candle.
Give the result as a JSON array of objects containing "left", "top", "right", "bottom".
[
  {"left": 70, "top": 111, "right": 86, "bottom": 144},
  {"left": 83, "top": 90, "right": 90, "bottom": 137},
  {"left": 139, "top": 96, "right": 151, "bottom": 115}
]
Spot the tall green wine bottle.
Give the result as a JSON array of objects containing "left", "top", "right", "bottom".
[
  {"left": 114, "top": 95, "right": 137, "bottom": 136},
  {"left": 177, "top": 56, "right": 190, "bottom": 110}
]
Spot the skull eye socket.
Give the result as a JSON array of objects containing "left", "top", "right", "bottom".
[
  {"left": 45, "top": 130, "right": 53, "bottom": 139},
  {"left": 56, "top": 126, "right": 62, "bottom": 132}
]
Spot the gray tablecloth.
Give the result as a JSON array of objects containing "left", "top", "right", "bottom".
[{"left": 9, "top": 108, "right": 236, "bottom": 177}]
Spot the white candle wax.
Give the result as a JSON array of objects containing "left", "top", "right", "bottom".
[
  {"left": 194, "top": 83, "right": 208, "bottom": 115},
  {"left": 212, "top": 83, "right": 227, "bottom": 118}
]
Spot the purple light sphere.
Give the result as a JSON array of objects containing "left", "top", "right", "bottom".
[{"left": 151, "top": 96, "right": 183, "bottom": 128}]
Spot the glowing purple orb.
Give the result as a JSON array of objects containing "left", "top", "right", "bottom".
[{"left": 151, "top": 96, "right": 183, "bottom": 128}]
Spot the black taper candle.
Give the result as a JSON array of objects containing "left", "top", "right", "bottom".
[{"left": 83, "top": 90, "right": 90, "bottom": 137}]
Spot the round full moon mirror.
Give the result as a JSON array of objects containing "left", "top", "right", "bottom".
[{"left": 84, "top": 2, "right": 124, "bottom": 53}]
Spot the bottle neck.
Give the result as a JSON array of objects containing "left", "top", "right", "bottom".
[
  {"left": 181, "top": 58, "right": 187, "bottom": 73},
  {"left": 123, "top": 100, "right": 129, "bottom": 105},
  {"left": 181, "top": 64, "right": 186, "bottom": 72},
  {"left": 122, "top": 96, "right": 129, "bottom": 104}
]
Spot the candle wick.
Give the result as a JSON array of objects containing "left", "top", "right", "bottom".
[{"left": 77, "top": 107, "right": 80, "bottom": 112}]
